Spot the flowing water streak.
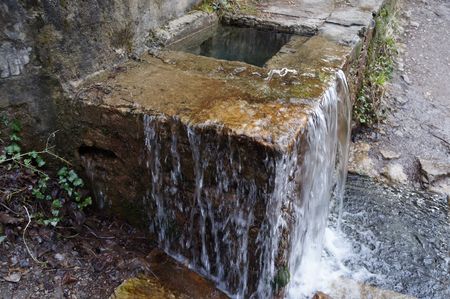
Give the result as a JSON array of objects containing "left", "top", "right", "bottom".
[
  {"left": 287, "top": 70, "right": 352, "bottom": 298},
  {"left": 142, "top": 70, "right": 351, "bottom": 299},
  {"left": 335, "top": 71, "right": 352, "bottom": 230},
  {"left": 144, "top": 114, "right": 172, "bottom": 250},
  {"left": 144, "top": 118, "right": 257, "bottom": 298}
]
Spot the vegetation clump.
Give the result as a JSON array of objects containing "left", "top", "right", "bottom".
[
  {"left": 196, "top": 0, "right": 254, "bottom": 16},
  {"left": 0, "top": 116, "right": 92, "bottom": 229},
  {"left": 353, "top": 4, "right": 398, "bottom": 126}
]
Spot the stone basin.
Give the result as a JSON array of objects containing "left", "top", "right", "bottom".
[
  {"left": 55, "top": 3, "right": 379, "bottom": 297},
  {"left": 58, "top": 36, "right": 352, "bottom": 298},
  {"left": 170, "top": 23, "right": 295, "bottom": 67}
]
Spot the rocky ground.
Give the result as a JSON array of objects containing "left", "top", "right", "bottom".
[{"left": 349, "top": 0, "right": 450, "bottom": 199}]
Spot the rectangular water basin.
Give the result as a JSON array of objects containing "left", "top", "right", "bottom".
[{"left": 169, "top": 24, "right": 294, "bottom": 67}]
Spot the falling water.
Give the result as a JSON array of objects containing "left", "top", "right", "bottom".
[
  {"left": 143, "top": 70, "right": 352, "bottom": 298},
  {"left": 286, "top": 70, "right": 351, "bottom": 298}
]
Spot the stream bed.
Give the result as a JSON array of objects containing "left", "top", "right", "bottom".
[{"left": 321, "top": 174, "right": 449, "bottom": 299}]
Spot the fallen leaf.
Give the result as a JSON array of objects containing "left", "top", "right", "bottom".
[
  {"left": 0, "top": 212, "right": 21, "bottom": 225},
  {"left": 62, "top": 272, "right": 78, "bottom": 285},
  {"left": 3, "top": 272, "right": 21, "bottom": 283}
]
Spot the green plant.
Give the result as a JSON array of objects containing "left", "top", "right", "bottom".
[
  {"left": 196, "top": 0, "right": 239, "bottom": 15},
  {"left": 272, "top": 266, "right": 290, "bottom": 293},
  {"left": 0, "top": 117, "right": 92, "bottom": 227},
  {"left": 353, "top": 5, "right": 398, "bottom": 126}
]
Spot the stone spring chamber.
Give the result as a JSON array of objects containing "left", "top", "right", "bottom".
[{"left": 1, "top": 0, "right": 392, "bottom": 297}]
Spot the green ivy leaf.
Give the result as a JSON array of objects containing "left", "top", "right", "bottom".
[
  {"left": 73, "top": 178, "right": 83, "bottom": 187},
  {"left": 35, "top": 156, "right": 46, "bottom": 167},
  {"left": 43, "top": 218, "right": 60, "bottom": 227},
  {"left": 10, "top": 133, "right": 21, "bottom": 142},
  {"left": 24, "top": 158, "right": 31, "bottom": 166},
  {"left": 32, "top": 189, "right": 45, "bottom": 200},
  {"left": 79, "top": 196, "right": 92, "bottom": 209},
  {"left": 5, "top": 144, "right": 21, "bottom": 155},
  {"left": 52, "top": 199, "right": 62, "bottom": 209},
  {"left": 57, "top": 167, "right": 68, "bottom": 177},
  {"left": 67, "top": 170, "right": 78, "bottom": 183},
  {"left": 29, "top": 151, "right": 38, "bottom": 159},
  {"left": 10, "top": 120, "right": 22, "bottom": 132}
]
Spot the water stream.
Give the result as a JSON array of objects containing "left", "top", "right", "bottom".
[{"left": 323, "top": 175, "right": 449, "bottom": 299}]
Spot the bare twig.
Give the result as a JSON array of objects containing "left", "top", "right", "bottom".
[
  {"left": 0, "top": 130, "right": 72, "bottom": 166},
  {"left": 0, "top": 201, "right": 20, "bottom": 215},
  {"left": 44, "top": 150, "right": 73, "bottom": 166},
  {"left": 15, "top": 160, "right": 47, "bottom": 176},
  {"left": 2, "top": 187, "right": 28, "bottom": 202},
  {"left": 23, "top": 206, "right": 46, "bottom": 265},
  {"left": 83, "top": 224, "right": 115, "bottom": 239}
]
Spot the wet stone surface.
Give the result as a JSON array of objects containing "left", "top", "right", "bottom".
[{"left": 333, "top": 175, "right": 450, "bottom": 299}]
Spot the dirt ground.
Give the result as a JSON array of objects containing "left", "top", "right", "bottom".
[
  {"left": 0, "top": 210, "right": 155, "bottom": 299},
  {"left": 350, "top": 0, "right": 450, "bottom": 194},
  {"left": 0, "top": 160, "right": 156, "bottom": 298}
]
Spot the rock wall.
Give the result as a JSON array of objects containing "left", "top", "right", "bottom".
[{"left": 0, "top": 0, "right": 201, "bottom": 144}]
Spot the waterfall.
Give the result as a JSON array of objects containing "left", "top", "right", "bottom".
[
  {"left": 286, "top": 70, "right": 351, "bottom": 298},
  {"left": 142, "top": 70, "right": 352, "bottom": 298}
]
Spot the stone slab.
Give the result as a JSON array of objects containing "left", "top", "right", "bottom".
[
  {"left": 110, "top": 250, "right": 228, "bottom": 299},
  {"left": 77, "top": 35, "right": 352, "bottom": 152}
]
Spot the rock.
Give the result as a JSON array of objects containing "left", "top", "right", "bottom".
[
  {"left": 401, "top": 74, "right": 412, "bottom": 85},
  {"left": 10, "top": 256, "right": 18, "bottom": 266},
  {"left": 111, "top": 250, "right": 228, "bottom": 299},
  {"left": 54, "top": 253, "right": 65, "bottom": 262},
  {"left": 418, "top": 158, "right": 450, "bottom": 183},
  {"left": 348, "top": 142, "right": 378, "bottom": 177},
  {"left": 0, "top": 43, "right": 31, "bottom": 78},
  {"left": 0, "top": 212, "right": 21, "bottom": 225},
  {"left": 418, "top": 158, "right": 450, "bottom": 198},
  {"left": 382, "top": 163, "right": 408, "bottom": 184},
  {"left": 395, "top": 96, "right": 409, "bottom": 105},
  {"left": 380, "top": 149, "right": 401, "bottom": 160},
  {"left": 410, "top": 21, "right": 420, "bottom": 28},
  {"left": 232, "top": 66, "right": 247, "bottom": 75},
  {"left": 313, "top": 291, "right": 332, "bottom": 299},
  {"left": 332, "top": 277, "right": 417, "bottom": 299},
  {"left": 3, "top": 272, "right": 21, "bottom": 283},
  {"left": 428, "top": 179, "right": 450, "bottom": 200}
]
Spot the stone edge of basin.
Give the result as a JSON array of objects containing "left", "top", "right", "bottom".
[
  {"left": 149, "top": 10, "right": 219, "bottom": 50},
  {"left": 69, "top": 0, "right": 390, "bottom": 155}
]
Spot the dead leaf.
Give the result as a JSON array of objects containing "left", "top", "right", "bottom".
[
  {"left": 3, "top": 272, "right": 21, "bottom": 283},
  {"left": 0, "top": 212, "right": 21, "bottom": 225},
  {"left": 62, "top": 272, "right": 78, "bottom": 285}
]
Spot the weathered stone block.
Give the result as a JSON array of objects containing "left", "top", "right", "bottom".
[{"left": 56, "top": 32, "right": 354, "bottom": 296}]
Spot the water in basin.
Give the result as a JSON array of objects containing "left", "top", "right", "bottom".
[{"left": 172, "top": 25, "right": 293, "bottom": 67}]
